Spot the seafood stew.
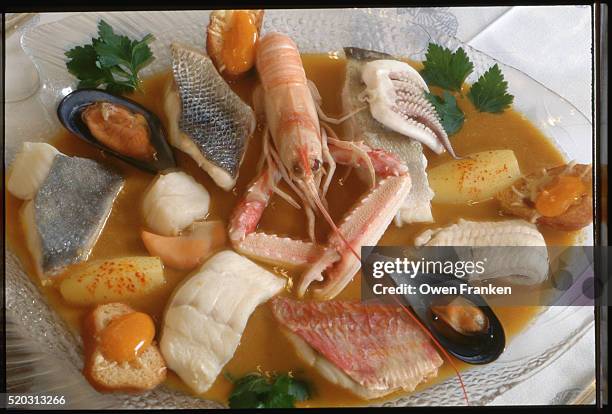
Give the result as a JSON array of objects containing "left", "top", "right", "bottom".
[{"left": 5, "top": 11, "right": 592, "bottom": 408}]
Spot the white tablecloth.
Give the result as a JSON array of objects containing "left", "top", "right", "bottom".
[
  {"left": 5, "top": 6, "right": 596, "bottom": 406},
  {"left": 451, "top": 6, "right": 595, "bottom": 405}
]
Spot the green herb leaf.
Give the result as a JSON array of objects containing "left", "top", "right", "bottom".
[
  {"left": 65, "top": 44, "right": 110, "bottom": 87},
  {"left": 227, "top": 372, "right": 310, "bottom": 409},
  {"left": 421, "top": 43, "right": 474, "bottom": 91},
  {"left": 131, "top": 35, "right": 155, "bottom": 71},
  {"left": 229, "top": 391, "right": 266, "bottom": 409},
  {"left": 64, "top": 19, "right": 154, "bottom": 94},
  {"left": 265, "top": 393, "right": 295, "bottom": 408},
  {"left": 286, "top": 378, "right": 309, "bottom": 402},
  {"left": 425, "top": 90, "right": 465, "bottom": 135},
  {"left": 232, "top": 374, "right": 272, "bottom": 396},
  {"left": 468, "top": 64, "right": 514, "bottom": 113}
]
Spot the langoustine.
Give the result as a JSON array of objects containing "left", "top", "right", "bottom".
[{"left": 228, "top": 32, "right": 412, "bottom": 300}]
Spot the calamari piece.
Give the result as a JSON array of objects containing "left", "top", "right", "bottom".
[
  {"left": 160, "top": 250, "right": 285, "bottom": 394},
  {"left": 361, "top": 59, "right": 455, "bottom": 157},
  {"left": 8, "top": 142, "right": 124, "bottom": 279},
  {"left": 164, "top": 43, "right": 256, "bottom": 190},
  {"left": 415, "top": 219, "right": 549, "bottom": 285},
  {"left": 142, "top": 171, "right": 210, "bottom": 236},
  {"left": 271, "top": 297, "right": 443, "bottom": 400},
  {"left": 342, "top": 47, "right": 435, "bottom": 225}
]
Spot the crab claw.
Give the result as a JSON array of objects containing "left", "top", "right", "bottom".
[
  {"left": 361, "top": 59, "right": 459, "bottom": 159},
  {"left": 298, "top": 173, "right": 412, "bottom": 299}
]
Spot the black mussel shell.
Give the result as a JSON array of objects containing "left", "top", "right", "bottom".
[
  {"left": 393, "top": 272, "right": 506, "bottom": 365},
  {"left": 57, "top": 89, "right": 175, "bottom": 173}
]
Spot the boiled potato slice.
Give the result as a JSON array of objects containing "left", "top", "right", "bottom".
[
  {"left": 429, "top": 150, "right": 521, "bottom": 204},
  {"left": 60, "top": 257, "right": 165, "bottom": 306}
]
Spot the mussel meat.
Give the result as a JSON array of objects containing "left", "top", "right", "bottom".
[
  {"left": 431, "top": 296, "right": 490, "bottom": 336},
  {"left": 57, "top": 89, "right": 175, "bottom": 173},
  {"left": 390, "top": 270, "right": 506, "bottom": 365}
]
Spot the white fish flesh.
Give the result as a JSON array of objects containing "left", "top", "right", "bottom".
[
  {"left": 160, "top": 250, "right": 285, "bottom": 394},
  {"left": 415, "top": 219, "right": 549, "bottom": 285},
  {"left": 341, "top": 48, "right": 435, "bottom": 225},
  {"left": 8, "top": 142, "right": 124, "bottom": 279},
  {"left": 7, "top": 142, "right": 59, "bottom": 200},
  {"left": 164, "top": 43, "right": 256, "bottom": 191},
  {"left": 271, "top": 297, "right": 443, "bottom": 399},
  {"left": 142, "top": 171, "right": 210, "bottom": 236}
]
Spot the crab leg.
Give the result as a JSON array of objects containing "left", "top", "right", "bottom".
[
  {"left": 298, "top": 173, "right": 412, "bottom": 299},
  {"left": 229, "top": 165, "right": 281, "bottom": 242},
  {"left": 328, "top": 138, "right": 409, "bottom": 178},
  {"left": 297, "top": 142, "right": 411, "bottom": 298},
  {"left": 229, "top": 163, "right": 327, "bottom": 267}
]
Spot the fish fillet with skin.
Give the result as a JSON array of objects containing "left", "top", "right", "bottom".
[
  {"left": 160, "top": 250, "right": 285, "bottom": 394},
  {"left": 341, "top": 47, "right": 434, "bottom": 226},
  {"left": 164, "top": 43, "right": 256, "bottom": 191},
  {"left": 271, "top": 297, "right": 443, "bottom": 399},
  {"left": 8, "top": 142, "right": 124, "bottom": 279}
]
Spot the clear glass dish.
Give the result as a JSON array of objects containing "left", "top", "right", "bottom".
[{"left": 6, "top": 8, "right": 594, "bottom": 408}]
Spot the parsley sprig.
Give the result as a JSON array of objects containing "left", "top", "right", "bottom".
[
  {"left": 227, "top": 372, "right": 310, "bottom": 408},
  {"left": 467, "top": 64, "right": 514, "bottom": 113},
  {"left": 421, "top": 44, "right": 473, "bottom": 92},
  {"left": 420, "top": 42, "right": 515, "bottom": 136},
  {"left": 425, "top": 90, "right": 465, "bottom": 136},
  {"left": 65, "top": 20, "right": 154, "bottom": 94}
]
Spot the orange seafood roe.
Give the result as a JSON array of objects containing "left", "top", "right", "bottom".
[
  {"left": 99, "top": 312, "right": 155, "bottom": 363},
  {"left": 221, "top": 11, "right": 259, "bottom": 76},
  {"left": 535, "top": 175, "right": 587, "bottom": 217}
]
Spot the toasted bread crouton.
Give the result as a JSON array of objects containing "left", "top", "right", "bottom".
[
  {"left": 83, "top": 303, "right": 166, "bottom": 392},
  {"left": 206, "top": 10, "right": 264, "bottom": 76},
  {"left": 496, "top": 163, "right": 593, "bottom": 231}
]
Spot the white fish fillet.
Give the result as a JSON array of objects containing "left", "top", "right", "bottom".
[
  {"left": 7, "top": 142, "right": 59, "bottom": 200},
  {"left": 160, "top": 250, "right": 285, "bottom": 394},
  {"left": 341, "top": 48, "right": 435, "bottom": 226},
  {"left": 415, "top": 219, "right": 549, "bottom": 285},
  {"left": 142, "top": 171, "right": 210, "bottom": 236}
]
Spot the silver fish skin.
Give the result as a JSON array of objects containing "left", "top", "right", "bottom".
[
  {"left": 165, "top": 43, "right": 256, "bottom": 191},
  {"left": 341, "top": 47, "right": 435, "bottom": 226},
  {"left": 20, "top": 153, "right": 124, "bottom": 279}
]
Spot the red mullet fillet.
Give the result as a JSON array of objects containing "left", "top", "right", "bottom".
[{"left": 270, "top": 297, "right": 443, "bottom": 399}]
